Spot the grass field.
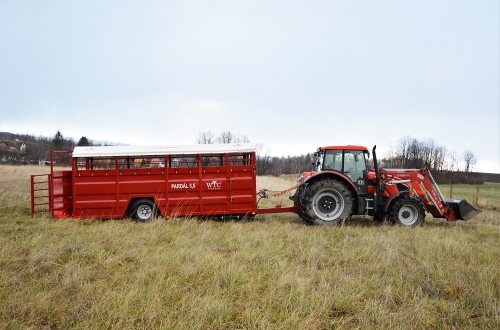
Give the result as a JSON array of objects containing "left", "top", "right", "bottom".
[{"left": 0, "top": 165, "right": 499, "bottom": 329}]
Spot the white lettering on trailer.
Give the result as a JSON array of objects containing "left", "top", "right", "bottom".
[
  {"left": 206, "top": 180, "right": 222, "bottom": 190},
  {"left": 171, "top": 183, "right": 196, "bottom": 189}
]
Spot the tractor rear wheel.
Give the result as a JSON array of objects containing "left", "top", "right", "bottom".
[
  {"left": 390, "top": 196, "right": 425, "bottom": 227},
  {"left": 293, "top": 184, "right": 306, "bottom": 219},
  {"left": 299, "top": 178, "right": 353, "bottom": 226},
  {"left": 130, "top": 199, "right": 157, "bottom": 222}
]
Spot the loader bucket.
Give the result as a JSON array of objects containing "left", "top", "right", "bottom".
[{"left": 445, "top": 198, "right": 481, "bottom": 220}]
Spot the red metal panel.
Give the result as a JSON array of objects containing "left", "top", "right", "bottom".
[
  {"left": 73, "top": 168, "right": 119, "bottom": 218},
  {"left": 229, "top": 165, "right": 256, "bottom": 214},
  {"left": 200, "top": 171, "right": 229, "bottom": 215},
  {"left": 51, "top": 170, "right": 73, "bottom": 218},
  {"left": 165, "top": 167, "right": 201, "bottom": 216}
]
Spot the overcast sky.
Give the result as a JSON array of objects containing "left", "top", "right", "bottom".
[{"left": 1, "top": 1, "right": 499, "bottom": 173}]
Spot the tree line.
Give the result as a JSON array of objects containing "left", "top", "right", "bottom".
[
  {"left": 0, "top": 131, "right": 123, "bottom": 165},
  {"left": 379, "top": 136, "right": 482, "bottom": 184},
  {"left": 197, "top": 131, "right": 484, "bottom": 184}
]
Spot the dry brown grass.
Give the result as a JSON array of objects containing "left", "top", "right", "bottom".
[{"left": 0, "top": 166, "right": 499, "bottom": 329}]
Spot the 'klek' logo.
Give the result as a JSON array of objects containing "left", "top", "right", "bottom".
[{"left": 206, "top": 180, "right": 222, "bottom": 190}]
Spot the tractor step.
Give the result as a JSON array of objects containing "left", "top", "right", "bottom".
[{"left": 445, "top": 198, "right": 481, "bottom": 220}]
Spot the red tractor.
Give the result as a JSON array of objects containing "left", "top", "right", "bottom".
[{"left": 292, "top": 145, "right": 480, "bottom": 226}]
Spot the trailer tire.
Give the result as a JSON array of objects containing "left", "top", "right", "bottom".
[
  {"left": 300, "top": 178, "right": 353, "bottom": 226},
  {"left": 130, "top": 199, "right": 157, "bottom": 222},
  {"left": 390, "top": 196, "right": 425, "bottom": 227}
]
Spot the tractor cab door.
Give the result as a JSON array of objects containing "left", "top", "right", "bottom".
[
  {"left": 343, "top": 150, "right": 368, "bottom": 195},
  {"left": 322, "top": 149, "right": 369, "bottom": 195}
]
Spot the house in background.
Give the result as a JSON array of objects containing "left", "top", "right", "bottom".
[
  {"left": 0, "top": 140, "right": 29, "bottom": 164},
  {"left": 0, "top": 139, "right": 27, "bottom": 153},
  {"left": 19, "top": 142, "right": 27, "bottom": 153}
]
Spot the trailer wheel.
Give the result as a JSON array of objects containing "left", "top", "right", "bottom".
[
  {"left": 300, "top": 179, "right": 353, "bottom": 226},
  {"left": 390, "top": 196, "right": 425, "bottom": 227},
  {"left": 130, "top": 199, "right": 157, "bottom": 222}
]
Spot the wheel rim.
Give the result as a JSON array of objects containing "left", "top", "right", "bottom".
[
  {"left": 397, "top": 204, "right": 419, "bottom": 225},
  {"left": 312, "top": 188, "right": 344, "bottom": 221},
  {"left": 137, "top": 205, "right": 153, "bottom": 221}
]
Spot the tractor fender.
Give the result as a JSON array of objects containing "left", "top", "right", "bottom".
[
  {"left": 303, "top": 170, "right": 359, "bottom": 199},
  {"left": 383, "top": 189, "right": 409, "bottom": 213}
]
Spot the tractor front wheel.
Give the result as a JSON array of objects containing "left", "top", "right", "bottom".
[
  {"left": 390, "top": 196, "right": 425, "bottom": 227},
  {"left": 299, "top": 179, "right": 353, "bottom": 226}
]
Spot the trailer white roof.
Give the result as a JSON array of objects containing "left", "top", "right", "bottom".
[{"left": 72, "top": 143, "right": 256, "bottom": 158}]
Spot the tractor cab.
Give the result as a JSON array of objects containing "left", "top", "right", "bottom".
[{"left": 312, "top": 145, "right": 370, "bottom": 194}]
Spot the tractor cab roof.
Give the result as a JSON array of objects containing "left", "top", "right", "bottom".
[{"left": 318, "top": 145, "right": 368, "bottom": 152}]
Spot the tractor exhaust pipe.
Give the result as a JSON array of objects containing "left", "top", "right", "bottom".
[
  {"left": 445, "top": 198, "right": 481, "bottom": 220},
  {"left": 372, "top": 145, "right": 380, "bottom": 184}
]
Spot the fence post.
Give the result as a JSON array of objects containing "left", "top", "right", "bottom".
[
  {"left": 475, "top": 186, "right": 479, "bottom": 205},
  {"left": 449, "top": 184, "right": 453, "bottom": 198}
]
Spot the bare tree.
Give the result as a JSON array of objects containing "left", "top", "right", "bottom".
[
  {"left": 396, "top": 136, "right": 412, "bottom": 167},
  {"left": 217, "top": 131, "right": 233, "bottom": 144},
  {"left": 255, "top": 143, "right": 272, "bottom": 175},
  {"left": 462, "top": 150, "right": 477, "bottom": 173},
  {"left": 197, "top": 131, "right": 250, "bottom": 144},
  {"left": 290, "top": 156, "right": 301, "bottom": 174},
  {"left": 447, "top": 151, "right": 458, "bottom": 172},
  {"left": 196, "top": 131, "right": 216, "bottom": 144},
  {"left": 236, "top": 134, "right": 250, "bottom": 143},
  {"left": 431, "top": 146, "right": 447, "bottom": 171},
  {"left": 421, "top": 138, "right": 436, "bottom": 168},
  {"left": 216, "top": 131, "right": 250, "bottom": 144}
]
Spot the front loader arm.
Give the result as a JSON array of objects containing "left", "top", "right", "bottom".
[{"left": 383, "top": 168, "right": 480, "bottom": 221}]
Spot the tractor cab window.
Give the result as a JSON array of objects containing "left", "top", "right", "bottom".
[
  {"left": 343, "top": 150, "right": 367, "bottom": 183},
  {"left": 322, "top": 150, "right": 343, "bottom": 172}
]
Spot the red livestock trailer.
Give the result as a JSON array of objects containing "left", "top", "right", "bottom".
[{"left": 31, "top": 143, "right": 297, "bottom": 221}]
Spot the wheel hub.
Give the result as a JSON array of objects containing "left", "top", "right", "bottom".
[
  {"left": 318, "top": 196, "right": 336, "bottom": 213},
  {"left": 138, "top": 206, "right": 152, "bottom": 219},
  {"left": 397, "top": 204, "right": 419, "bottom": 225}
]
